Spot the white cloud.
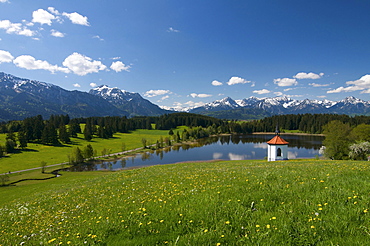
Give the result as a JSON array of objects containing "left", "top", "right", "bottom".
[
  {"left": 50, "top": 29, "right": 64, "bottom": 37},
  {"left": 327, "top": 74, "right": 370, "bottom": 94},
  {"left": 309, "top": 83, "right": 331, "bottom": 87},
  {"left": 90, "top": 83, "right": 97, "bottom": 87},
  {"left": 62, "top": 12, "right": 89, "bottom": 26},
  {"left": 144, "top": 89, "right": 171, "bottom": 97},
  {"left": 273, "top": 78, "right": 298, "bottom": 87},
  {"left": 47, "top": 7, "right": 60, "bottom": 16},
  {"left": 184, "top": 101, "right": 206, "bottom": 107},
  {"left": 62, "top": 52, "right": 106, "bottom": 76},
  {"left": 93, "top": 35, "right": 104, "bottom": 41},
  {"left": 0, "top": 0, "right": 9, "bottom": 3},
  {"left": 13, "top": 55, "right": 70, "bottom": 73},
  {"left": 0, "top": 20, "right": 36, "bottom": 36},
  {"left": 274, "top": 92, "right": 283, "bottom": 96},
  {"left": 110, "top": 61, "right": 130, "bottom": 72},
  {"left": 167, "top": 27, "right": 179, "bottom": 32},
  {"left": 253, "top": 89, "right": 270, "bottom": 94},
  {"left": 160, "top": 95, "right": 170, "bottom": 100},
  {"left": 73, "top": 83, "right": 81, "bottom": 88},
  {"left": 285, "top": 94, "right": 303, "bottom": 98},
  {"left": 32, "top": 9, "right": 55, "bottom": 25},
  {"left": 190, "top": 93, "right": 212, "bottom": 98},
  {"left": 111, "top": 56, "right": 121, "bottom": 60},
  {"left": 0, "top": 50, "right": 14, "bottom": 63},
  {"left": 211, "top": 80, "right": 223, "bottom": 86},
  {"left": 227, "top": 76, "right": 251, "bottom": 85},
  {"left": 294, "top": 72, "right": 324, "bottom": 80}
]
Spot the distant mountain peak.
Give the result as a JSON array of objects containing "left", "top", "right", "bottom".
[
  {"left": 189, "top": 95, "right": 370, "bottom": 116},
  {"left": 0, "top": 72, "right": 170, "bottom": 121}
]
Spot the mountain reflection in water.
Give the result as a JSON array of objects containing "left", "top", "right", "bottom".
[{"left": 70, "top": 134, "right": 324, "bottom": 171}]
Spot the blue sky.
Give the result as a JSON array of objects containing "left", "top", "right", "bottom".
[{"left": 0, "top": 0, "right": 369, "bottom": 109}]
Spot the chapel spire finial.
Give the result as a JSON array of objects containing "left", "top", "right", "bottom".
[{"left": 275, "top": 124, "right": 280, "bottom": 136}]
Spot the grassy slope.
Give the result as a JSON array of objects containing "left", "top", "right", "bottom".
[
  {"left": 0, "top": 128, "right": 173, "bottom": 173},
  {"left": 1, "top": 159, "right": 370, "bottom": 245}
]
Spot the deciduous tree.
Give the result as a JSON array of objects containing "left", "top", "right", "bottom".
[{"left": 322, "top": 120, "right": 351, "bottom": 160}]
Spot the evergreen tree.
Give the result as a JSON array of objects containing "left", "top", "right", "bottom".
[
  {"left": 41, "top": 123, "right": 59, "bottom": 145},
  {"left": 5, "top": 139, "right": 16, "bottom": 153},
  {"left": 58, "top": 124, "right": 71, "bottom": 144},
  {"left": 146, "top": 119, "right": 152, "bottom": 130},
  {"left": 83, "top": 124, "right": 92, "bottom": 141},
  {"left": 6, "top": 131, "right": 16, "bottom": 142},
  {"left": 68, "top": 120, "right": 81, "bottom": 138},
  {"left": 0, "top": 144, "right": 3, "bottom": 157},
  {"left": 33, "top": 115, "right": 44, "bottom": 141},
  {"left": 17, "top": 131, "right": 27, "bottom": 149},
  {"left": 97, "top": 126, "right": 106, "bottom": 138}
]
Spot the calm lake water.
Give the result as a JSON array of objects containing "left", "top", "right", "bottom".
[{"left": 71, "top": 134, "right": 324, "bottom": 171}]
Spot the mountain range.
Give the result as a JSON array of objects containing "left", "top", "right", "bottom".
[
  {"left": 0, "top": 72, "right": 168, "bottom": 122},
  {"left": 187, "top": 96, "right": 370, "bottom": 119},
  {"left": 0, "top": 72, "right": 369, "bottom": 122}
]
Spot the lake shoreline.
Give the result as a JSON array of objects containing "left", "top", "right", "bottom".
[
  {"left": 252, "top": 132, "right": 325, "bottom": 136},
  {"left": 85, "top": 134, "right": 324, "bottom": 171}
]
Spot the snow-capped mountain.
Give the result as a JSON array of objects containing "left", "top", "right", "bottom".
[
  {"left": 89, "top": 85, "right": 169, "bottom": 117},
  {"left": 0, "top": 72, "right": 168, "bottom": 122},
  {"left": 89, "top": 85, "right": 140, "bottom": 104},
  {"left": 191, "top": 97, "right": 240, "bottom": 113},
  {"left": 189, "top": 96, "right": 370, "bottom": 115},
  {"left": 0, "top": 72, "right": 125, "bottom": 121}
]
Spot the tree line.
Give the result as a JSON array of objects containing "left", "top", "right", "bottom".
[
  {"left": 322, "top": 120, "right": 370, "bottom": 160},
  {"left": 241, "top": 114, "right": 370, "bottom": 134},
  {"left": 1, "top": 113, "right": 370, "bottom": 159}
]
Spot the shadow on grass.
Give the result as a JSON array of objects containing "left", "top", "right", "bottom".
[
  {"left": 3, "top": 168, "right": 67, "bottom": 186},
  {"left": 19, "top": 148, "right": 39, "bottom": 153}
]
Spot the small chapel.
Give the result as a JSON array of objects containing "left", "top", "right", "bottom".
[{"left": 267, "top": 126, "right": 289, "bottom": 161}]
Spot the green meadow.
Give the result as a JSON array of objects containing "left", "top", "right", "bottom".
[
  {"left": 0, "top": 128, "right": 174, "bottom": 174},
  {"left": 1, "top": 159, "right": 370, "bottom": 245}
]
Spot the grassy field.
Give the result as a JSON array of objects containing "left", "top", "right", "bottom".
[
  {"left": 0, "top": 128, "right": 174, "bottom": 174},
  {"left": 1, "top": 159, "right": 370, "bottom": 245}
]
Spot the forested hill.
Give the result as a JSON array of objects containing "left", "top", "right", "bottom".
[{"left": 245, "top": 114, "right": 370, "bottom": 134}]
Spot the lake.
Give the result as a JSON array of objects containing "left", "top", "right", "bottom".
[{"left": 70, "top": 134, "right": 324, "bottom": 171}]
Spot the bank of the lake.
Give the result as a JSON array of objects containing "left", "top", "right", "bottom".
[{"left": 79, "top": 134, "right": 324, "bottom": 171}]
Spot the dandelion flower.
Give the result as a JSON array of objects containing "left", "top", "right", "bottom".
[
  {"left": 225, "top": 221, "right": 230, "bottom": 225},
  {"left": 48, "top": 238, "right": 57, "bottom": 243}
]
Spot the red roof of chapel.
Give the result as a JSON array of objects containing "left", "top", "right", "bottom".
[{"left": 267, "top": 135, "right": 289, "bottom": 145}]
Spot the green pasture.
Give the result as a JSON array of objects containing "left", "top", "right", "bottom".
[
  {"left": 0, "top": 128, "right": 174, "bottom": 174},
  {"left": 1, "top": 159, "right": 370, "bottom": 245}
]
